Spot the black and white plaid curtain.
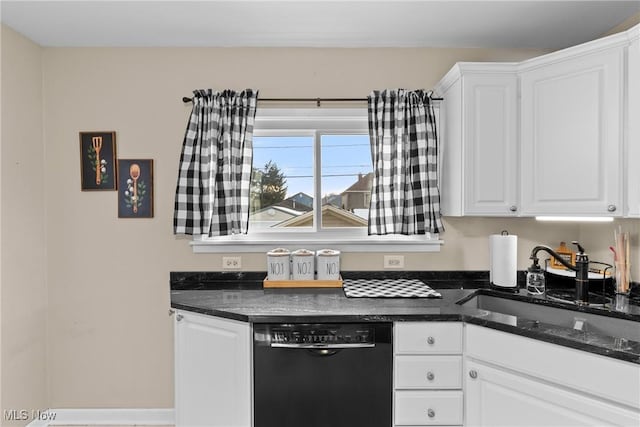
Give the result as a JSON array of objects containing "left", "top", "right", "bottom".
[
  {"left": 367, "top": 89, "right": 444, "bottom": 235},
  {"left": 174, "top": 89, "right": 258, "bottom": 236}
]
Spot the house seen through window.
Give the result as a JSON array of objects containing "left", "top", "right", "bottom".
[{"left": 249, "top": 133, "right": 373, "bottom": 231}]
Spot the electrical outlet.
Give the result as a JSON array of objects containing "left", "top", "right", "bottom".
[
  {"left": 383, "top": 255, "right": 404, "bottom": 269},
  {"left": 222, "top": 256, "right": 242, "bottom": 270}
]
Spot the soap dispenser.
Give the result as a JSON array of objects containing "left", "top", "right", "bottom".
[{"left": 526, "top": 262, "right": 546, "bottom": 295}]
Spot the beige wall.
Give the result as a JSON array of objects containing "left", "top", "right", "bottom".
[
  {"left": 602, "top": 11, "right": 640, "bottom": 36},
  {"left": 1, "top": 25, "right": 47, "bottom": 426},
  {"left": 580, "top": 219, "right": 640, "bottom": 281}
]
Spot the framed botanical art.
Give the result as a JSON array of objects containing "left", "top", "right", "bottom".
[
  {"left": 118, "top": 159, "right": 154, "bottom": 218},
  {"left": 79, "top": 131, "right": 117, "bottom": 190}
]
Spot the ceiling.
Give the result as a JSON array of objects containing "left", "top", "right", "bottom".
[{"left": 1, "top": 1, "right": 639, "bottom": 49}]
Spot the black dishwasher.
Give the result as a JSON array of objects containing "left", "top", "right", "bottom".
[{"left": 253, "top": 322, "right": 392, "bottom": 427}]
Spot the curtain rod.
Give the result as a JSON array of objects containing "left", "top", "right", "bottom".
[{"left": 181, "top": 96, "right": 443, "bottom": 107}]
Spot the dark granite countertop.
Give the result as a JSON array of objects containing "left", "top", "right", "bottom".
[{"left": 170, "top": 271, "right": 640, "bottom": 364}]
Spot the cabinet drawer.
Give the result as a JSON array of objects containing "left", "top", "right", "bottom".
[
  {"left": 395, "top": 322, "right": 462, "bottom": 354},
  {"left": 395, "top": 355, "right": 462, "bottom": 389},
  {"left": 395, "top": 390, "right": 463, "bottom": 426}
]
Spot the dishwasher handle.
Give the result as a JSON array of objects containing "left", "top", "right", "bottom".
[{"left": 271, "top": 342, "right": 375, "bottom": 349}]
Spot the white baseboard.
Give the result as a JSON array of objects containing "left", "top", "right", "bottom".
[
  {"left": 26, "top": 408, "right": 175, "bottom": 426},
  {"left": 25, "top": 417, "right": 50, "bottom": 427}
]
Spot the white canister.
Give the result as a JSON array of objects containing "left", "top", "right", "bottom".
[
  {"left": 316, "top": 249, "right": 341, "bottom": 280},
  {"left": 291, "top": 249, "right": 315, "bottom": 280},
  {"left": 266, "top": 248, "right": 290, "bottom": 281}
]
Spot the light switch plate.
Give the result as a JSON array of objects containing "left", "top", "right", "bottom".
[
  {"left": 383, "top": 255, "right": 404, "bottom": 269},
  {"left": 222, "top": 256, "right": 242, "bottom": 269}
]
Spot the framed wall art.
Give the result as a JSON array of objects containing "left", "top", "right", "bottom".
[
  {"left": 79, "top": 131, "right": 117, "bottom": 191},
  {"left": 118, "top": 159, "right": 154, "bottom": 218}
]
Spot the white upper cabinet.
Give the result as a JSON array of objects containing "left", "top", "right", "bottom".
[
  {"left": 437, "top": 24, "right": 639, "bottom": 217},
  {"left": 520, "top": 43, "right": 626, "bottom": 216},
  {"left": 436, "top": 64, "right": 519, "bottom": 216},
  {"left": 626, "top": 29, "right": 640, "bottom": 217}
]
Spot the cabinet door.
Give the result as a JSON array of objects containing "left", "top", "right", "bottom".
[
  {"left": 463, "top": 74, "right": 519, "bottom": 215},
  {"left": 627, "top": 36, "right": 640, "bottom": 217},
  {"left": 520, "top": 47, "right": 624, "bottom": 216},
  {"left": 174, "top": 311, "right": 251, "bottom": 427},
  {"left": 465, "top": 324, "right": 640, "bottom": 408},
  {"left": 465, "top": 360, "right": 639, "bottom": 426}
]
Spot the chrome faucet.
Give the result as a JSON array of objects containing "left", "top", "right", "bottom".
[{"left": 528, "top": 241, "right": 590, "bottom": 305}]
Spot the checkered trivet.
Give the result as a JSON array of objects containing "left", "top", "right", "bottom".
[{"left": 342, "top": 278, "right": 442, "bottom": 298}]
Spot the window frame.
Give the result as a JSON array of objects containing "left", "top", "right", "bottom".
[{"left": 191, "top": 108, "right": 443, "bottom": 253}]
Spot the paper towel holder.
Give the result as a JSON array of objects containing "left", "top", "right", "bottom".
[{"left": 490, "top": 231, "right": 519, "bottom": 292}]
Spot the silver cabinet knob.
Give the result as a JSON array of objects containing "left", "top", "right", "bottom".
[
  {"left": 168, "top": 309, "right": 175, "bottom": 316},
  {"left": 469, "top": 369, "right": 478, "bottom": 379},
  {"left": 427, "top": 371, "right": 435, "bottom": 381},
  {"left": 427, "top": 409, "right": 435, "bottom": 418},
  {"left": 176, "top": 314, "right": 184, "bottom": 322},
  {"left": 427, "top": 336, "right": 435, "bottom": 345},
  {"left": 509, "top": 205, "right": 517, "bottom": 212},
  {"left": 607, "top": 204, "right": 617, "bottom": 212}
]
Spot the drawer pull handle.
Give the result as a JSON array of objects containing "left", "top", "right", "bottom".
[
  {"left": 427, "top": 336, "right": 435, "bottom": 345},
  {"left": 469, "top": 369, "right": 478, "bottom": 379},
  {"left": 176, "top": 314, "right": 184, "bottom": 322},
  {"left": 426, "top": 371, "right": 435, "bottom": 381},
  {"left": 427, "top": 409, "right": 435, "bottom": 418}
]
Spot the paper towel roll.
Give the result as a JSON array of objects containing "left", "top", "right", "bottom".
[{"left": 489, "top": 234, "right": 518, "bottom": 288}]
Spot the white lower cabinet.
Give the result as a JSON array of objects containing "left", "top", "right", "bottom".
[
  {"left": 172, "top": 313, "right": 640, "bottom": 427},
  {"left": 395, "top": 355, "right": 462, "bottom": 389},
  {"left": 465, "top": 359, "right": 639, "bottom": 426},
  {"left": 464, "top": 324, "right": 640, "bottom": 427},
  {"left": 396, "top": 390, "right": 464, "bottom": 426},
  {"left": 394, "top": 322, "right": 463, "bottom": 426},
  {"left": 174, "top": 310, "right": 252, "bottom": 427}
]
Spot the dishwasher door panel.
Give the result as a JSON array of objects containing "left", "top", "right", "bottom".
[{"left": 253, "top": 323, "right": 392, "bottom": 427}]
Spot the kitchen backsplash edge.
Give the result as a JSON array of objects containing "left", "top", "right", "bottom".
[
  {"left": 170, "top": 270, "right": 504, "bottom": 290},
  {"left": 170, "top": 271, "right": 639, "bottom": 297}
]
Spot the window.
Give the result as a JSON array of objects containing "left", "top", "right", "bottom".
[
  {"left": 250, "top": 133, "right": 372, "bottom": 230},
  {"left": 192, "top": 108, "right": 442, "bottom": 252}
]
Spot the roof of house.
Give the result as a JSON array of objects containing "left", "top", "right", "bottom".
[
  {"left": 275, "top": 204, "right": 368, "bottom": 228},
  {"left": 250, "top": 205, "right": 306, "bottom": 218},
  {"left": 342, "top": 172, "right": 373, "bottom": 193},
  {"left": 273, "top": 196, "right": 313, "bottom": 212},
  {"left": 287, "top": 191, "right": 313, "bottom": 200}
]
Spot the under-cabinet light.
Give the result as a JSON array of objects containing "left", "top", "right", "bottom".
[{"left": 535, "top": 216, "right": 614, "bottom": 223}]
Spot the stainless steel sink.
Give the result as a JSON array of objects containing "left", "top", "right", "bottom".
[{"left": 459, "top": 294, "right": 640, "bottom": 343}]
